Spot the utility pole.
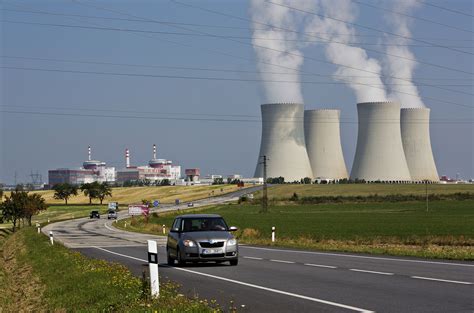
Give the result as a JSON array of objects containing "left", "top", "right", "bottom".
[{"left": 260, "top": 155, "right": 268, "bottom": 213}]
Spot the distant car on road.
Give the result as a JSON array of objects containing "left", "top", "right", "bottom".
[
  {"left": 187, "top": 202, "right": 194, "bottom": 207},
  {"left": 166, "top": 214, "right": 238, "bottom": 266},
  {"left": 89, "top": 210, "right": 100, "bottom": 219},
  {"left": 107, "top": 210, "right": 118, "bottom": 219}
]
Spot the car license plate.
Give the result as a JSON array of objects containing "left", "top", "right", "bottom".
[{"left": 202, "top": 248, "right": 223, "bottom": 254}]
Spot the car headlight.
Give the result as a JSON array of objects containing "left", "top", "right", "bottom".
[
  {"left": 227, "top": 238, "right": 237, "bottom": 246},
  {"left": 183, "top": 240, "right": 196, "bottom": 247}
]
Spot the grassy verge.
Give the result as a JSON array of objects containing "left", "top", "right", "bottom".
[
  {"left": 0, "top": 227, "right": 220, "bottom": 312},
  {"left": 116, "top": 201, "right": 474, "bottom": 260}
]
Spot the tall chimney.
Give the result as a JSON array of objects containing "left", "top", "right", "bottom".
[
  {"left": 88, "top": 145, "right": 91, "bottom": 161},
  {"left": 153, "top": 144, "right": 157, "bottom": 159},
  {"left": 125, "top": 148, "right": 130, "bottom": 168}
]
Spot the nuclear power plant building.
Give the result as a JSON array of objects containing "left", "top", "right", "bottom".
[
  {"left": 350, "top": 101, "right": 412, "bottom": 182},
  {"left": 401, "top": 108, "right": 439, "bottom": 182},
  {"left": 254, "top": 103, "right": 313, "bottom": 181},
  {"left": 304, "top": 109, "right": 348, "bottom": 180}
]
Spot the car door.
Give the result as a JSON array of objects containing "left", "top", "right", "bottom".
[{"left": 168, "top": 218, "right": 181, "bottom": 257}]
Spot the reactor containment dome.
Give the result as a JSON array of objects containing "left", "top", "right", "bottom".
[
  {"left": 350, "top": 101, "right": 412, "bottom": 183},
  {"left": 254, "top": 103, "right": 313, "bottom": 181},
  {"left": 304, "top": 109, "right": 348, "bottom": 180},
  {"left": 401, "top": 108, "right": 439, "bottom": 182}
]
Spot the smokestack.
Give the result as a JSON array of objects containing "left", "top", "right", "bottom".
[
  {"left": 401, "top": 108, "right": 439, "bottom": 182},
  {"left": 125, "top": 148, "right": 130, "bottom": 168},
  {"left": 153, "top": 144, "right": 157, "bottom": 159},
  {"left": 88, "top": 145, "right": 91, "bottom": 161},
  {"left": 350, "top": 102, "right": 411, "bottom": 182},
  {"left": 304, "top": 109, "right": 348, "bottom": 180},
  {"left": 254, "top": 103, "right": 313, "bottom": 181}
]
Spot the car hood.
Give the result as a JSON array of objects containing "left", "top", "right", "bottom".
[{"left": 182, "top": 231, "right": 233, "bottom": 242}]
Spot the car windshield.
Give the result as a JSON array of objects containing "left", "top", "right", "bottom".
[{"left": 181, "top": 218, "right": 228, "bottom": 232}]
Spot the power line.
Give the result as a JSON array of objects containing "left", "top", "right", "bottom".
[
  {"left": 262, "top": 0, "right": 473, "bottom": 56},
  {"left": 416, "top": 0, "right": 474, "bottom": 18},
  {"left": 4, "top": 19, "right": 472, "bottom": 77},
  {"left": 3, "top": 55, "right": 473, "bottom": 85},
  {"left": 3, "top": 66, "right": 473, "bottom": 105},
  {"left": 5, "top": 1, "right": 472, "bottom": 109},
  {"left": 352, "top": 0, "right": 473, "bottom": 34},
  {"left": 2, "top": 109, "right": 472, "bottom": 124},
  {"left": 3, "top": 7, "right": 473, "bottom": 41},
  {"left": 68, "top": 0, "right": 474, "bottom": 105},
  {"left": 2, "top": 104, "right": 471, "bottom": 123}
]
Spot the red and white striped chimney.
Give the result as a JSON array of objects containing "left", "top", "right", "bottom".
[
  {"left": 125, "top": 148, "right": 130, "bottom": 168},
  {"left": 88, "top": 145, "right": 91, "bottom": 161},
  {"left": 153, "top": 144, "right": 157, "bottom": 159}
]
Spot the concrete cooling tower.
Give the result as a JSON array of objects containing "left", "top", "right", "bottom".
[
  {"left": 350, "top": 101, "right": 411, "bottom": 182},
  {"left": 304, "top": 109, "right": 348, "bottom": 180},
  {"left": 401, "top": 108, "right": 439, "bottom": 182},
  {"left": 254, "top": 103, "right": 313, "bottom": 181}
]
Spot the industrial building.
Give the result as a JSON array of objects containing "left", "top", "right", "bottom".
[
  {"left": 115, "top": 145, "right": 181, "bottom": 184},
  {"left": 350, "top": 102, "right": 412, "bottom": 182},
  {"left": 304, "top": 109, "right": 348, "bottom": 180},
  {"left": 48, "top": 146, "right": 116, "bottom": 186},
  {"left": 254, "top": 103, "right": 313, "bottom": 181}
]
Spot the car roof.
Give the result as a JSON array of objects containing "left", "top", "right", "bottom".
[{"left": 176, "top": 214, "right": 222, "bottom": 218}]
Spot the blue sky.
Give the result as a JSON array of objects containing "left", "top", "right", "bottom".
[{"left": 1, "top": 0, "right": 473, "bottom": 184}]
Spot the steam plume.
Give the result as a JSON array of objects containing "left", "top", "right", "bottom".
[
  {"left": 250, "top": 0, "right": 311, "bottom": 103},
  {"left": 383, "top": 1, "right": 425, "bottom": 108},
  {"left": 305, "top": 0, "right": 387, "bottom": 102}
]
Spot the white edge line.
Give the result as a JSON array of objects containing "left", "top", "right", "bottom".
[
  {"left": 243, "top": 256, "right": 263, "bottom": 260},
  {"left": 304, "top": 263, "right": 337, "bottom": 269},
  {"left": 241, "top": 246, "right": 474, "bottom": 267},
  {"left": 94, "top": 247, "right": 374, "bottom": 313},
  {"left": 349, "top": 269, "right": 394, "bottom": 276},
  {"left": 411, "top": 276, "right": 473, "bottom": 285},
  {"left": 104, "top": 222, "right": 118, "bottom": 232},
  {"left": 270, "top": 259, "right": 296, "bottom": 264}
]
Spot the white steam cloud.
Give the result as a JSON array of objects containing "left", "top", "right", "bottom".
[
  {"left": 304, "top": 0, "right": 387, "bottom": 102},
  {"left": 250, "top": 0, "right": 312, "bottom": 103},
  {"left": 383, "top": 0, "right": 425, "bottom": 108}
]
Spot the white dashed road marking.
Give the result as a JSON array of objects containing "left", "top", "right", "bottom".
[
  {"left": 304, "top": 263, "right": 337, "bottom": 269},
  {"left": 349, "top": 269, "right": 394, "bottom": 276},
  {"left": 410, "top": 276, "right": 473, "bottom": 285}
]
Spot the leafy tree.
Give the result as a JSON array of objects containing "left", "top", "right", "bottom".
[
  {"left": 302, "top": 177, "right": 312, "bottom": 184},
  {"left": 81, "top": 182, "right": 100, "bottom": 204},
  {"left": 24, "top": 193, "right": 48, "bottom": 226},
  {"left": 1, "top": 188, "right": 28, "bottom": 231},
  {"left": 53, "top": 183, "right": 78, "bottom": 205},
  {"left": 97, "top": 183, "right": 112, "bottom": 205},
  {"left": 212, "top": 178, "right": 224, "bottom": 185},
  {"left": 160, "top": 179, "right": 171, "bottom": 186}
]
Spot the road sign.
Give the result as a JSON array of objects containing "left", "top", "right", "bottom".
[
  {"left": 153, "top": 200, "right": 159, "bottom": 207},
  {"left": 108, "top": 202, "right": 118, "bottom": 210},
  {"left": 128, "top": 205, "right": 149, "bottom": 216}
]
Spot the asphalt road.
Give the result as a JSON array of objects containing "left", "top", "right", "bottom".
[{"left": 43, "top": 187, "right": 473, "bottom": 313}]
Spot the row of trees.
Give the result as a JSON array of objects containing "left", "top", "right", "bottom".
[
  {"left": 53, "top": 182, "right": 112, "bottom": 205},
  {"left": 0, "top": 187, "right": 47, "bottom": 231}
]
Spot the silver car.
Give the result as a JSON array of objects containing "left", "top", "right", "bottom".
[{"left": 166, "top": 214, "right": 239, "bottom": 266}]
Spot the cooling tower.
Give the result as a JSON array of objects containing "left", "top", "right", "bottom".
[
  {"left": 304, "top": 109, "right": 348, "bottom": 180},
  {"left": 401, "top": 108, "right": 439, "bottom": 182},
  {"left": 254, "top": 103, "right": 313, "bottom": 181},
  {"left": 350, "top": 101, "right": 411, "bottom": 182}
]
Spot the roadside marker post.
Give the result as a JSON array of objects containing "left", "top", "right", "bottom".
[
  {"left": 36, "top": 223, "right": 41, "bottom": 234},
  {"left": 49, "top": 231, "right": 54, "bottom": 245},
  {"left": 147, "top": 240, "right": 159, "bottom": 297},
  {"left": 162, "top": 224, "right": 166, "bottom": 235},
  {"left": 272, "top": 226, "right": 276, "bottom": 242}
]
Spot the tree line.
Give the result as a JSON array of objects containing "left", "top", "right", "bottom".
[
  {"left": 52, "top": 182, "right": 112, "bottom": 205},
  {"left": 0, "top": 186, "right": 47, "bottom": 232}
]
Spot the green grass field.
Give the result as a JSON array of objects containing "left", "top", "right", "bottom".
[
  {"left": 259, "top": 184, "right": 474, "bottom": 199},
  {"left": 118, "top": 200, "right": 474, "bottom": 260}
]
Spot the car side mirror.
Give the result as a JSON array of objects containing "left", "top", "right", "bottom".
[
  {"left": 170, "top": 228, "right": 180, "bottom": 233},
  {"left": 229, "top": 226, "right": 238, "bottom": 232}
]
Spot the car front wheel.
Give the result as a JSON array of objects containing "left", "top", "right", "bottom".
[
  {"left": 176, "top": 248, "right": 186, "bottom": 266},
  {"left": 229, "top": 259, "right": 238, "bottom": 266},
  {"left": 166, "top": 249, "right": 174, "bottom": 266}
]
